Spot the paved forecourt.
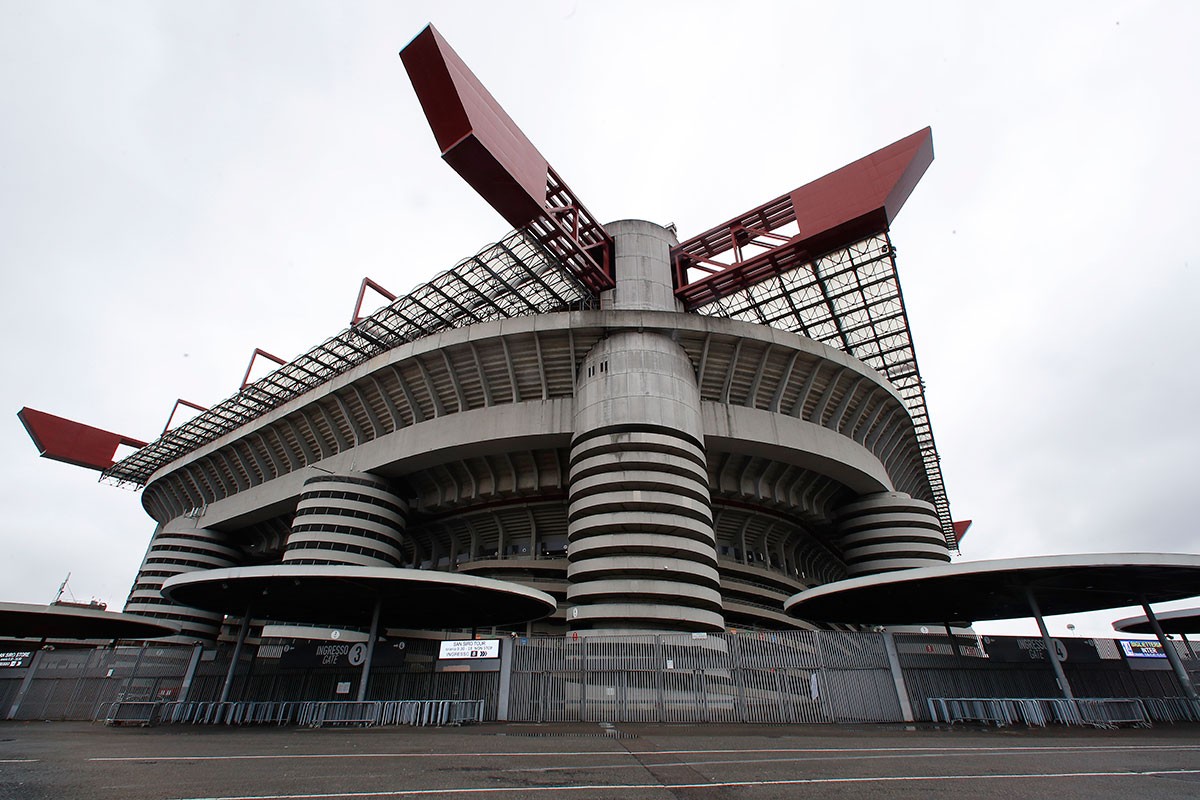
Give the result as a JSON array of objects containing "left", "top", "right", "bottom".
[{"left": 3, "top": 722, "right": 1200, "bottom": 800}]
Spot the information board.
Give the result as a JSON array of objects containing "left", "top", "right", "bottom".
[{"left": 438, "top": 640, "right": 500, "bottom": 660}]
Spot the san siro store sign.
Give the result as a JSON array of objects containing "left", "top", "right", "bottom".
[{"left": 0, "top": 650, "right": 34, "bottom": 669}]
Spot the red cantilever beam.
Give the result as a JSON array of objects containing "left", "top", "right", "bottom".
[
  {"left": 18, "top": 407, "right": 148, "bottom": 472},
  {"left": 400, "top": 24, "right": 613, "bottom": 293},
  {"left": 674, "top": 127, "right": 934, "bottom": 307},
  {"left": 400, "top": 24, "right": 551, "bottom": 230}
]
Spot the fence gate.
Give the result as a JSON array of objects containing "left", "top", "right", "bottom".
[{"left": 505, "top": 631, "right": 894, "bottom": 724}]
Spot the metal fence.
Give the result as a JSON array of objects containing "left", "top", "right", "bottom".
[
  {"left": 504, "top": 630, "right": 898, "bottom": 724},
  {"left": 4, "top": 631, "right": 1197, "bottom": 728},
  {"left": 98, "top": 698, "right": 486, "bottom": 727},
  {"left": 3, "top": 644, "right": 195, "bottom": 722}
]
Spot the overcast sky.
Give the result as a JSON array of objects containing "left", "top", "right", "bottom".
[{"left": 3, "top": 1, "right": 1197, "bottom": 639}]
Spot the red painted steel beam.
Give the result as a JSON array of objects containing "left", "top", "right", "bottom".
[
  {"left": 162, "top": 398, "right": 208, "bottom": 437},
  {"left": 401, "top": 24, "right": 549, "bottom": 230},
  {"left": 240, "top": 348, "right": 289, "bottom": 390},
  {"left": 351, "top": 277, "right": 398, "bottom": 325},
  {"left": 17, "top": 407, "right": 148, "bottom": 472},
  {"left": 400, "top": 25, "right": 613, "bottom": 293},
  {"left": 674, "top": 128, "right": 934, "bottom": 307}
]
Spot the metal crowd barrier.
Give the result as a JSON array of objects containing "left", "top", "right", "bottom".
[
  {"left": 1074, "top": 698, "right": 1150, "bottom": 728},
  {"left": 115, "top": 699, "right": 487, "bottom": 728},
  {"left": 296, "top": 701, "right": 382, "bottom": 727},
  {"left": 928, "top": 697, "right": 1152, "bottom": 728},
  {"left": 380, "top": 699, "right": 484, "bottom": 727},
  {"left": 157, "top": 701, "right": 301, "bottom": 726},
  {"left": 1140, "top": 697, "right": 1200, "bottom": 723},
  {"left": 102, "top": 701, "right": 163, "bottom": 726}
]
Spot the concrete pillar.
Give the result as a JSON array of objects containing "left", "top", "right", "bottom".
[
  {"left": 1140, "top": 599, "right": 1199, "bottom": 701},
  {"left": 6, "top": 649, "right": 45, "bottom": 720},
  {"left": 835, "top": 492, "right": 950, "bottom": 577},
  {"left": 176, "top": 643, "right": 205, "bottom": 704},
  {"left": 283, "top": 472, "right": 409, "bottom": 566},
  {"left": 496, "top": 637, "right": 514, "bottom": 721},
  {"left": 566, "top": 221, "right": 724, "bottom": 635},
  {"left": 1027, "top": 586, "right": 1074, "bottom": 701},
  {"left": 882, "top": 630, "right": 915, "bottom": 722}
]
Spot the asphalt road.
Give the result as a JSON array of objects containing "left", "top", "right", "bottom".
[{"left": 3, "top": 721, "right": 1199, "bottom": 800}]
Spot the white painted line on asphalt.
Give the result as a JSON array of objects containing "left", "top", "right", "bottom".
[
  {"left": 172, "top": 769, "right": 1200, "bottom": 800},
  {"left": 0, "top": 759, "right": 38, "bottom": 763},
  {"left": 89, "top": 750, "right": 630, "bottom": 762},
  {"left": 89, "top": 742, "right": 1200, "bottom": 763},
  {"left": 510, "top": 744, "right": 1200, "bottom": 773}
]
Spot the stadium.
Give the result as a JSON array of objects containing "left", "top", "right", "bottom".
[
  {"left": 19, "top": 25, "right": 958, "bottom": 647},
  {"left": 16, "top": 26, "right": 1200, "bottom": 733}
]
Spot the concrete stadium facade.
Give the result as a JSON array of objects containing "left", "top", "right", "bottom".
[{"left": 122, "top": 220, "right": 951, "bottom": 643}]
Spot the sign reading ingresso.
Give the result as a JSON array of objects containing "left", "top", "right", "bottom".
[
  {"left": 438, "top": 640, "right": 500, "bottom": 660},
  {"left": 278, "top": 640, "right": 408, "bottom": 669}
]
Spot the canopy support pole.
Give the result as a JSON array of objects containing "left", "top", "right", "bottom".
[
  {"left": 1182, "top": 633, "right": 1198, "bottom": 661},
  {"left": 1025, "top": 586, "right": 1073, "bottom": 700},
  {"left": 1140, "top": 598, "right": 1199, "bottom": 701},
  {"left": 219, "top": 607, "right": 252, "bottom": 704},
  {"left": 944, "top": 621, "right": 963, "bottom": 659},
  {"left": 356, "top": 596, "right": 382, "bottom": 703}
]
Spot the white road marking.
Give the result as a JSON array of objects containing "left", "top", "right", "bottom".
[
  {"left": 172, "top": 769, "right": 1200, "bottom": 800},
  {"left": 90, "top": 750, "right": 621, "bottom": 762},
  {"left": 89, "top": 742, "right": 1200, "bottom": 763},
  {"left": 0, "top": 758, "right": 38, "bottom": 763},
  {"left": 510, "top": 744, "right": 1200, "bottom": 773}
]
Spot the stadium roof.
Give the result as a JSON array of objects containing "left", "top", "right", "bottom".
[
  {"left": 161, "top": 565, "right": 556, "bottom": 629},
  {"left": 101, "top": 229, "right": 594, "bottom": 487},
  {"left": 784, "top": 553, "right": 1200, "bottom": 624},
  {"left": 95, "top": 221, "right": 953, "bottom": 547},
  {"left": 0, "top": 601, "right": 181, "bottom": 640}
]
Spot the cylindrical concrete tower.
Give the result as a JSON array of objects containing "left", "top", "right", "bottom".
[
  {"left": 836, "top": 491, "right": 950, "bottom": 576},
  {"left": 125, "top": 519, "right": 240, "bottom": 641},
  {"left": 566, "top": 220, "right": 724, "bottom": 634},
  {"left": 282, "top": 472, "right": 409, "bottom": 566}
]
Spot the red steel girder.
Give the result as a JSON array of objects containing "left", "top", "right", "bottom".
[
  {"left": 674, "top": 128, "right": 934, "bottom": 308},
  {"left": 400, "top": 25, "right": 613, "bottom": 293},
  {"left": 351, "top": 277, "right": 398, "bottom": 326},
  {"left": 240, "top": 348, "right": 288, "bottom": 390},
  {"left": 17, "top": 407, "right": 148, "bottom": 472}
]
